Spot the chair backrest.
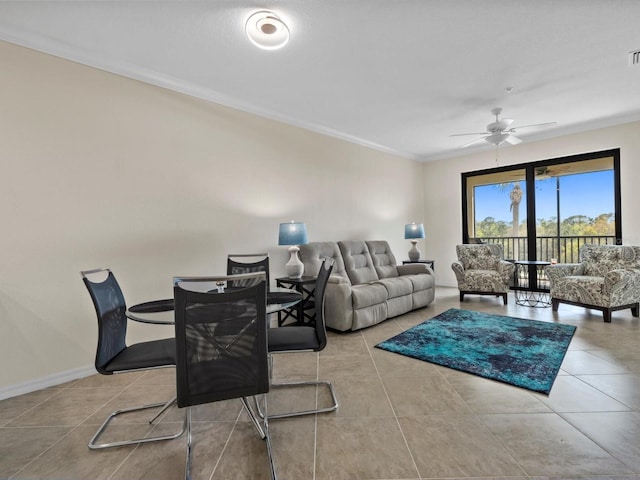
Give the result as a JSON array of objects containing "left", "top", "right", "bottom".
[
  {"left": 81, "top": 268, "right": 127, "bottom": 375},
  {"left": 456, "top": 244, "right": 504, "bottom": 270},
  {"left": 173, "top": 272, "right": 269, "bottom": 408},
  {"left": 226, "top": 253, "right": 270, "bottom": 289},
  {"left": 580, "top": 244, "right": 640, "bottom": 276},
  {"left": 313, "top": 258, "right": 334, "bottom": 350}
]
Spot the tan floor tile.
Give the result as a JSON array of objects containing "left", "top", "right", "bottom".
[
  {"left": 315, "top": 417, "right": 419, "bottom": 480},
  {"left": 537, "top": 375, "right": 631, "bottom": 413},
  {"left": 382, "top": 375, "right": 470, "bottom": 416},
  {"left": 589, "top": 348, "right": 640, "bottom": 373},
  {"left": 14, "top": 425, "right": 134, "bottom": 480},
  {"left": 446, "top": 373, "right": 551, "bottom": 414},
  {"left": 319, "top": 352, "right": 378, "bottom": 381},
  {"left": 478, "top": 412, "right": 632, "bottom": 476},
  {"left": 399, "top": 414, "right": 524, "bottom": 477},
  {"left": 561, "top": 411, "right": 640, "bottom": 472},
  {"left": 211, "top": 419, "right": 314, "bottom": 480},
  {"left": 7, "top": 387, "right": 123, "bottom": 427},
  {"left": 82, "top": 384, "right": 177, "bottom": 426},
  {"left": 561, "top": 350, "right": 630, "bottom": 375},
  {"left": 0, "top": 389, "right": 62, "bottom": 426},
  {"left": 0, "top": 426, "right": 72, "bottom": 478},
  {"left": 320, "top": 378, "right": 393, "bottom": 418},
  {"left": 577, "top": 373, "right": 640, "bottom": 409},
  {"left": 112, "top": 421, "right": 233, "bottom": 480}
]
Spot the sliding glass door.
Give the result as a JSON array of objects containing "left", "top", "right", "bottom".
[{"left": 462, "top": 149, "right": 621, "bottom": 262}]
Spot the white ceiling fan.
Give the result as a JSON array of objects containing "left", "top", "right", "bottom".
[{"left": 451, "top": 107, "right": 557, "bottom": 148}]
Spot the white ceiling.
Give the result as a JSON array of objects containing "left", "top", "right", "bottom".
[{"left": 1, "top": 0, "right": 640, "bottom": 162}]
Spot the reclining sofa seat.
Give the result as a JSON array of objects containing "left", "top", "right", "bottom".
[{"left": 299, "top": 240, "right": 435, "bottom": 331}]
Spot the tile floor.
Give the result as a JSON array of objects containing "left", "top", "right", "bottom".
[{"left": 2, "top": 286, "right": 640, "bottom": 480}]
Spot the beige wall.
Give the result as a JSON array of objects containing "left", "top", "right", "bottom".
[
  {"left": 424, "top": 120, "right": 640, "bottom": 287},
  {"left": 0, "top": 41, "right": 425, "bottom": 396}
]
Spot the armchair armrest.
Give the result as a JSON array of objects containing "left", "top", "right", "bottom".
[
  {"left": 451, "top": 261, "right": 465, "bottom": 281},
  {"left": 497, "top": 260, "right": 515, "bottom": 284},
  {"left": 545, "top": 263, "right": 584, "bottom": 285},
  {"left": 603, "top": 268, "right": 640, "bottom": 295}
]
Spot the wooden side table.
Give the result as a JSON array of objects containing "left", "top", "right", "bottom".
[
  {"left": 275, "top": 276, "right": 317, "bottom": 326},
  {"left": 402, "top": 259, "right": 435, "bottom": 271}
]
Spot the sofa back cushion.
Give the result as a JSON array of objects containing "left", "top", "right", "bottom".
[
  {"left": 299, "top": 242, "right": 350, "bottom": 283},
  {"left": 338, "top": 241, "right": 379, "bottom": 285},
  {"left": 581, "top": 244, "right": 640, "bottom": 277},
  {"left": 366, "top": 241, "right": 399, "bottom": 279},
  {"left": 456, "top": 244, "right": 503, "bottom": 270}
]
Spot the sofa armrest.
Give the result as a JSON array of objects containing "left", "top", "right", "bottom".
[
  {"left": 397, "top": 263, "right": 432, "bottom": 276},
  {"left": 328, "top": 274, "right": 350, "bottom": 285},
  {"left": 545, "top": 263, "right": 584, "bottom": 285},
  {"left": 497, "top": 260, "right": 516, "bottom": 281},
  {"left": 324, "top": 281, "right": 354, "bottom": 331}
]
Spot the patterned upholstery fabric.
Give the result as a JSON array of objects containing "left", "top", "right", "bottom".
[
  {"left": 545, "top": 244, "right": 640, "bottom": 323},
  {"left": 451, "top": 244, "right": 515, "bottom": 303}
]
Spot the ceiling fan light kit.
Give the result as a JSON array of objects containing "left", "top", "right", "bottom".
[{"left": 245, "top": 10, "right": 290, "bottom": 50}]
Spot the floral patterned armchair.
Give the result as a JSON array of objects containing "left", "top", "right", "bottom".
[
  {"left": 545, "top": 244, "right": 640, "bottom": 323},
  {"left": 451, "top": 244, "right": 515, "bottom": 304}
]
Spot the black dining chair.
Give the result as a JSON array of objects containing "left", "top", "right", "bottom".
[
  {"left": 173, "top": 272, "right": 277, "bottom": 480},
  {"left": 227, "top": 253, "right": 301, "bottom": 315},
  {"left": 227, "top": 253, "right": 270, "bottom": 287},
  {"left": 81, "top": 268, "right": 186, "bottom": 450},
  {"left": 264, "top": 258, "right": 338, "bottom": 419}
]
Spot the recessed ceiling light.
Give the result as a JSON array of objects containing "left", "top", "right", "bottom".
[{"left": 245, "top": 10, "right": 290, "bottom": 50}]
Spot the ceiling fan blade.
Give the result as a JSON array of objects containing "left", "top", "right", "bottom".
[
  {"left": 509, "top": 121, "right": 557, "bottom": 131},
  {"left": 459, "top": 136, "right": 488, "bottom": 148},
  {"left": 504, "top": 135, "right": 522, "bottom": 145},
  {"left": 450, "top": 132, "right": 488, "bottom": 137}
]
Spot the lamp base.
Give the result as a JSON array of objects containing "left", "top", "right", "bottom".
[
  {"left": 408, "top": 240, "right": 421, "bottom": 262},
  {"left": 285, "top": 246, "right": 304, "bottom": 278}
]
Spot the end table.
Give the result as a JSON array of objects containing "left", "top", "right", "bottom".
[
  {"left": 402, "top": 259, "right": 435, "bottom": 271},
  {"left": 275, "top": 276, "right": 317, "bottom": 326}
]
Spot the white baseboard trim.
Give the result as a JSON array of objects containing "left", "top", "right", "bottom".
[{"left": 0, "top": 365, "right": 96, "bottom": 401}]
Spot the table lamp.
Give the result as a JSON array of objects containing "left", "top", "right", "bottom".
[
  {"left": 278, "top": 221, "right": 308, "bottom": 278},
  {"left": 404, "top": 223, "right": 425, "bottom": 261}
]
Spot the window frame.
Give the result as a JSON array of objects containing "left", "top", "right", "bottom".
[{"left": 461, "top": 149, "right": 622, "bottom": 260}]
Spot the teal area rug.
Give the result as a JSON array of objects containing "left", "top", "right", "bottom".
[{"left": 376, "top": 308, "right": 576, "bottom": 394}]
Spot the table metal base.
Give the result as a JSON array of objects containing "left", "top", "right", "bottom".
[{"left": 514, "top": 289, "right": 551, "bottom": 308}]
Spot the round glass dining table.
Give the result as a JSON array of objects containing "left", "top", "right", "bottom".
[{"left": 126, "top": 287, "right": 301, "bottom": 325}]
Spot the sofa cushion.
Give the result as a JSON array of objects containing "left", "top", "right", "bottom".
[
  {"left": 375, "top": 276, "right": 413, "bottom": 299},
  {"left": 339, "top": 241, "right": 379, "bottom": 285},
  {"left": 366, "top": 240, "right": 400, "bottom": 279},
  {"left": 351, "top": 283, "right": 388, "bottom": 309}
]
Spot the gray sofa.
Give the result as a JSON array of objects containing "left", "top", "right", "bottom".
[{"left": 299, "top": 240, "right": 435, "bottom": 331}]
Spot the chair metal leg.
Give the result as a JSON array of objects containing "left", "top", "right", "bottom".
[
  {"left": 242, "top": 397, "right": 266, "bottom": 439},
  {"left": 243, "top": 395, "right": 277, "bottom": 480},
  {"left": 256, "top": 379, "right": 338, "bottom": 420},
  {"left": 260, "top": 392, "right": 278, "bottom": 480},
  {"left": 268, "top": 380, "right": 339, "bottom": 419},
  {"left": 88, "top": 397, "right": 186, "bottom": 450},
  {"left": 184, "top": 407, "right": 192, "bottom": 480}
]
